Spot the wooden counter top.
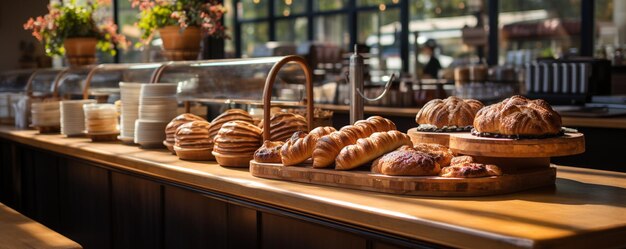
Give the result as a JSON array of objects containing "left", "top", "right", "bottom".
[
  {"left": 317, "top": 104, "right": 626, "bottom": 129},
  {"left": 1, "top": 127, "right": 625, "bottom": 249},
  {"left": 0, "top": 203, "right": 82, "bottom": 249}
]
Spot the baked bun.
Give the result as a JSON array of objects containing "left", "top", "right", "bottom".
[
  {"left": 354, "top": 116, "right": 397, "bottom": 134},
  {"left": 174, "top": 120, "right": 214, "bottom": 160},
  {"left": 212, "top": 120, "right": 262, "bottom": 167},
  {"left": 207, "top": 109, "right": 254, "bottom": 145},
  {"left": 165, "top": 113, "right": 206, "bottom": 144},
  {"left": 450, "top": 155, "right": 475, "bottom": 165},
  {"left": 260, "top": 113, "right": 308, "bottom": 142},
  {"left": 415, "top": 96, "right": 483, "bottom": 128},
  {"left": 412, "top": 143, "right": 454, "bottom": 167},
  {"left": 372, "top": 146, "right": 440, "bottom": 176},
  {"left": 335, "top": 130, "right": 412, "bottom": 170},
  {"left": 254, "top": 140, "right": 284, "bottom": 163},
  {"left": 440, "top": 163, "right": 502, "bottom": 178},
  {"left": 473, "top": 95, "right": 561, "bottom": 136},
  {"left": 281, "top": 126, "right": 336, "bottom": 166}
]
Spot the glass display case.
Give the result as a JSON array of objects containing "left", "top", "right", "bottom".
[
  {"left": 153, "top": 56, "right": 308, "bottom": 106},
  {"left": 26, "top": 68, "right": 65, "bottom": 99},
  {"left": 55, "top": 63, "right": 163, "bottom": 103}
]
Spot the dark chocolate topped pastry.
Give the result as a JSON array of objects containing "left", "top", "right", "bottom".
[{"left": 473, "top": 95, "right": 562, "bottom": 138}]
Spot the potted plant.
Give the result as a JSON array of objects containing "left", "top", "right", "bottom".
[
  {"left": 132, "top": 0, "right": 228, "bottom": 61},
  {"left": 24, "top": 0, "right": 128, "bottom": 66}
]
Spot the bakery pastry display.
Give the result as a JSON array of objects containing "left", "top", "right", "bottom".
[
  {"left": 412, "top": 143, "right": 454, "bottom": 167},
  {"left": 207, "top": 109, "right": 254, "bottom": 144},
  {"left": 415, "top": 96, "right": 483, "bottom": 132},
  {"left": 335, "top": 130, "right": 412, "bottom": 170},
  {"left": 254, "top": 140, "right": 285, "bottom": 163},
  {"left": 440, "top": 163, "right": 502, "bottom": 178},
  {"left": 312, "top": 117, "right": 396, "bottom": 168},
  {"left": 371, "top": 146, "right": 440, "bottom": 176},
  {"left": 280, "top": 126, "right": 336, "bottom": 166},
  {"left": 165, "top": 113, "right": 206, "bottom": 153},
  {"left": 450, "top": 155, "right": 475, "bottom": 165},
  {"left": 212, "top": 120, "right": 262, "bottom": 167},
  {"left": 260, "top": 112, "right": 308, "bottom": 142},
  {"left": 174, "top": 120, "right": 214, "bottom": 160},
  {"left": 472, "top": 95, "right": 562, "bottom": 138}
]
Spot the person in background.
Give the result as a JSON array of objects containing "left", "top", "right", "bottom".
[{"left": 422, "top": 39, "right": 442, "bottom": 79}]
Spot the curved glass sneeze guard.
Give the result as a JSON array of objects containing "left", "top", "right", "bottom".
[
  {"left": 0, "top": 69, "right": 37, "bottom": 93},
  {"left": 55, "top": 63, "right": 163, "bottom": 103},
  {"left": 153, "top": 57, "right": 307, "bottom": 106},
  {"left": 27, "top": 68, "right": 66, "bottom": 98}
]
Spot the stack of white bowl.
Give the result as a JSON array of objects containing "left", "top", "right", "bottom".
[
  {"left": 135, "top": 83, "right": 178, "bottom": 147},
  {"left": 60, "top": 99, "right": 96, "bottom": 136},
  {"left": 119, "top": 82, "right": 144, "bottom": 143},
  {"left": 31, "top": 101, "right": 60, "bottom": 128},
  {"left": 83, "top": 103, "right": 119, "bottom": 134}
]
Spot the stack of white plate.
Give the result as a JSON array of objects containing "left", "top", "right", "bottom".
[
  {"left": 60, "top": 99, "right": 96, "bottom": 136},
  {"left": 119, "top": 82, "right": 144, "bottom": 143},
  {"left": 83, "top": 103, "right": 119, "bottom": 134},
  {"left": 31, "top": 101, "right": 60, "bottom": 127},
  {"left": 135, "top": 83, "right": 179, "bottom": 147}
]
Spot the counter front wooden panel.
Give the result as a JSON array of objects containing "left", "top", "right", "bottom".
[{"left": 1, "top": 127, "right": 626, "bottom": 249}]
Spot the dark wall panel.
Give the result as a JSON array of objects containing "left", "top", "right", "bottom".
[
  {"left": 60, "top": 159, "right": 111, "bottom": 249},
  {"left": 262, "top": 213, "right": 367, "bottom": 249},
  {"left": 111, "top": 172, "right": 163, "bottom": 249},
  {"left": 164, "top": 186, "right": 228, "bottom": 249},
  {"left": 227, "top": 203, "right": 258, "bottom": 249}
]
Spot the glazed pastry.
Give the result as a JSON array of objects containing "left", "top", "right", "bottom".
[
  {"left": 473, "top": 95, "right": 562, "bottom": 137},
  {"left": 280, "top": 126, "right": 336, "bottom": 166},
  {"left": 254, "top": 140, "right": 285, "bottom": 163},
  {"left": 415, "top": 96, "right": 483, "bottom": 128},
  {"left": 439, "top": 163, "right": 503, "bottom": 178},
  {"left": 207, "top": 109, "right": 254, "bottom": 144},
  {"left": 335, "top": 130, "right": 412, "bottom": 170},
  {"left": 165, "top": 113, "right": 206, "bottom": 152},
  {"left": 312, "top": 118, "right": 396, "bottom": 168},
  {"left": 174, "top": 120, "right": 214, "bottom": 160},
  {"left": 372, "top": 146, "right": 440, "bottom": 176},
  {"left": 412, "top": 143, "right": 454, "bottom": 167},
  {"left": 212, "top": 121, "right": 262, "bottom": 167},
  {"left": 260, "top": 112, "right": 308, "bottom": 142},
  {"left": 450, "top": 155, "right": 475, "bottom": 165}
]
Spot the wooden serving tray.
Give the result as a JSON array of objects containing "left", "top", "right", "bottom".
[
  {"left": 407, "top": 128, "right": 463, "bottom": 147},
  {"left": 449, "top": 132, "right": 585, "bottom": 158},
  {"left": 250, "top": 161, "right": 556, "bottom": 197}
]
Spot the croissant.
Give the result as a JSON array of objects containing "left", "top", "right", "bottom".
[
  {"left": 335, "top": 130, "right": 412, "bottom": 170},
  {"left": 280, "top": 126, "right": 336, "bottom": 166},
  {"left": 473, "top": 95, "right": 561, "bottom": 136},
  {"left": 313, "top": 118, "right": 396, "bottom": 168}
]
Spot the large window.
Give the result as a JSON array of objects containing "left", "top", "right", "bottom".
[{"left": 499, "top": 0, "right": 582, "bottom": 66}]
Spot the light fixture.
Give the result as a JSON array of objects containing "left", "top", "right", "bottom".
[
  {"left": 253, "top": 0, "right": 260, "bottom": 4},
  {"left": 379, "top": 3, "right": 386, "bottom": 11},
  {"left": 285, "top": 0, "right": 292, "bottom": 6}
]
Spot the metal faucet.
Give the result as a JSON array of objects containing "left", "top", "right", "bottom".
[{"left": 347, "top": 45, "right": 395, "bottom": 124}]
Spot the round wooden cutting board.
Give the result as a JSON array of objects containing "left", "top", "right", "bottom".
[
  {"left": 407, "top": 128, "right": 466, "bottom": 147},
  {"left": 448, "top": 132, "right": 585, "bottom": 158}
]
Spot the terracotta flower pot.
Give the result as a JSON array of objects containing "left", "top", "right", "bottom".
[
  {"left": 158, "top": 25, "right": 202, "bottom": 61},
  {"left": 63, "top": 37, "right": 98, "bottom": 66}
]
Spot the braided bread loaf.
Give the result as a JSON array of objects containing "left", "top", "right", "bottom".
[
  {"left": 335, "top": 130, "right": 412, "bottom": 170},
  {"left": 415, "top": 96, "right": 483, "bottom": 128},
  {"left": 280, "top": 126, "right": 336, "bottom": 166},
  {"left": 259, "top": 112, "right": 308, "bottom": 142},
  {"left": 312, "top": 117, "right": 396, "bottom": 168},
  {"left": 473, "top": 95, "right": 561, "bottom": 136}
]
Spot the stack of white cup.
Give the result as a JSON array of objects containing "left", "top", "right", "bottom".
[
  {"left": 60, "top": 99, "right": 96, "bottom": 136},
  {"left": 135, "top": 83, "right": 178, "bottom": 147},
  {"left": 119, "top": 82, "right": 144, "bottom": 143}
]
